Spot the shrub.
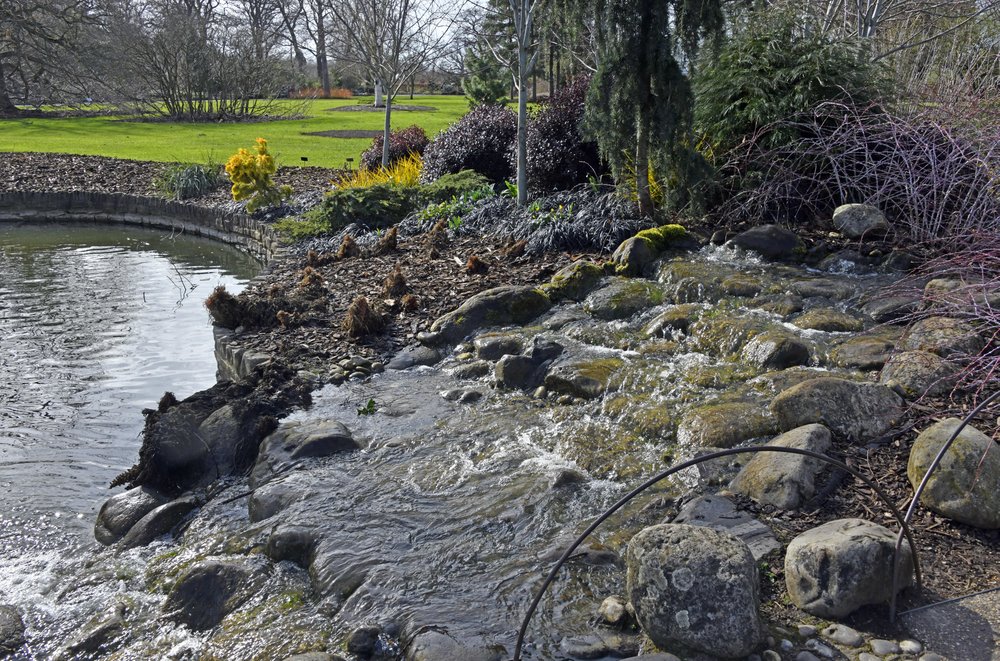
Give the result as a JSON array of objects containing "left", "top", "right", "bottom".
[
  {"left": 694, "top": 10, "right": 885, "bottom": 160},
  {"left": 518, "top": 75, "right": 602, "bottom": 194},
  {"left": 360, "top": 125, "right": 429, "bottom": 171},
  {"left": 225, "top": 138, "right": 292, "bottom": 213},
  {"left": 154, "top": 162, "right": 223, "bottom": 200},
  {"left": 336, "top": 153, "right": 422, "bottom": 189},
  {"left": 311, "top": 183, "right": 419, "bottom": 234},
  {"left": 421, "top": 104, "right": 517, "bottom": 186},
  {"left": 462, "top": 48, "right": 509, "bottom": 108},
  {"left": 419, "top": 170, "right": 494, "bottom": 204}
]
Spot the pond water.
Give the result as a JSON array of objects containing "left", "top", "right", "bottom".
[{"left": 0, "top": 222, "right": 258, "bottom": 607}]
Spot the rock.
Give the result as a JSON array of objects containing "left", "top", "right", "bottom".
[
  {"left": 627, "top": 524, "right": 762, "bottom": 658},
  {"left": 265, "top": 525, "right": 318, "bottom": 567},
  {"left": 862, "top": 295, "right": 920, "bottom": 323},
  {"left": 741, "top": 331, "right": 811, "bottom": 369},
  {"left": 829, "top": 336, "right": 896, "bottom": 370},
  {"left": 195, "top": 404, "right": 253, "bottom": 478},
  {"left": 784, "top": 518, "right": 914, "bottom": 618},
  {"left": 755, "top": 294, "right": 805, "bottom": 318},
  {"left": 832, "top": 204, "right": 890, "bottom": 239},
  {"left": 94, "top": 486, "right": 170, "bottom": 545},
  {"left": 789, "top": 279, "right": 857, "bottom": 301},
  {"left": 899, "top": 639, "right": 923, "bottom": 654},
  {"left": 0, "top": 605, "right": 25, "bottom": 656},
  {"left": 805, "top": 639, "right": 836, "bottom": 659},
  {"left": 797, "top": 624, "right": 817, "bottom": 637},
  {"left": 559, "top": 632, "right": 640, "bottom": 659},
  {"left": 729, "top": 224, "right": 804, "bottom": 261},
  {"left": 907, "top": 418, "right": 1000, "bottom": 528},
  {"left": 54, "top": 603, "right": 125, "bottom": 660},
  {"left": 879, "top": 350, "right": 957, "bottom": 398},
  {"left": 672, "top": 495, "right": 781, "bottom": 560},
  {"left": 252, "top": 420, "right": 359, "bottom": 488},
  {"left": 882, "top": 250, "right": 913, "bottom": 272},
  {"left": 163, "top": 560, "right": 263, "bottom": 630},
  {"left": 730, "top": 424, "right": 832, "bottom": 510},
  {"left": 598, "top": 595, "right": 630, "bottom": 627},
  {"left": 923, "top": 277, "right": 964, "bottom": 300},
  {"left": 473, "top": 334, "right": 524, "bottom": 361},
  {"left": 283, "top": 654, "right": 345, "bottom": 661},
  {"left": 620, "top": 654, "right": 682, "bottom": 661},
  {"left": 901, "top": 316, "right": 984, "bottom": 358},
  {"left": 677, "top": 401, "right": 777, "bottom": 448},
  {"left": 584, "top": 278, "right": 665, "bottom": 320},
  {"left": 494, "top": 354, "right": 544, "bottom": 390},
  {"left": 405, "top": 630, "right": 504, "bottom": 661},
  {"left": 722, "top": 274, "right": 762, "bottom": 297},
  {"left": 119, "top": 495, "right": 199, "bottom": 549},
  {"left": 450, "top": 360, "right": 491, "bottom": 379},
  {"left": 817, "top": 250, "right": 875, "bottom": 274},
  {"left": 249, "top": 480, "right": 303, "bottom": 522},
  {"left": 869, "top": 639, "right": 900, "bottom": 655},
  {"left": 529, "top": 336, "right": 564, "bottom": 362},
  {"left": 689, "top": 315, "right": 775, "bottom": 356},
  {"left": 795, "top": 653, "right": 821, "bottom": 661},
  {"left": 429, "top": 286, "right": 552, "bottom": 345},
  {"left": 793, "top": 309, "right": 863, "bottom": 333},
  {"left": 770, "top": 377, "right": 903, "bottom": 442},
  {"left": 643, "top": 304, "right": 702, "bottom": 337},
  {"left": 347, "top": 625, "right": 381, "bottom": 656},
  {"left": 387, "top": 345, "right": 441, "bottom": 370},
  {"left": 612, "top": 235, "right": 656, "bottom": 276},
  {"left": 544, "top": 356, "right": 624, "bottom": 399},
  {"left": 541, "top": 260, "right": 605, "bottom": 301},
  {"left": 822, "top": 623, "right": 863, "bottom": 647}
]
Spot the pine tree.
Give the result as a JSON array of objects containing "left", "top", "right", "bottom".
[{"left": 462, "top": 46, "right": 509, "bottom": 107}]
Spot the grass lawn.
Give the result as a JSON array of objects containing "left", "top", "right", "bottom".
[{"left": 0, "top": 95, "right": 471, "bottom": 170}]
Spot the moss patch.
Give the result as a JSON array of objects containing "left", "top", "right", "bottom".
[{"left": 635, "top": 224, "right": 688, "bottom": 252}]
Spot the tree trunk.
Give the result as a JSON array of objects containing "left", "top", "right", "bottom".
[
  {"left": 316, "top": 18, "right": 330, "bottom": 96},
  {"left": 0, "top": 61, "right": 17, "bottom": 115},
  {"left": 382, "top": 96, "right": 393, "bottom": 168},
  {"left": 636, "top": 116, "right": 653, "bottom": 217},
  {"left": 516, "top": 45, "right": 529, "bottom": 206}
]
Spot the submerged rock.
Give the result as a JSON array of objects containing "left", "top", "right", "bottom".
[
  {"left": 54, "top": 603, "right": 125, "bottom": 660},
  {"left": 643, "top": 304, "right": 702, "bottom": 337},
  {"left": 907, "top": 419, "right": 1000, "bottom": 529},
  {"left": 730, "top": 424, "right": 831, "bottom": 510},
  {"left": 405, "top": 630, "right": 504, "bottom": 661},
  {"left": 784, "top": 518, "right": 913, "bottom": 618},
  {"left": 677, "top": 401, "right": 777, "bottom": 448},
  {"left": 770, "top": 377, "right": 903, "bottom": 442},
  {"left": 94, "top": 486, "right": 170, "bottom": 545},
  {"left": 544, "top": 356, "right": 625, "bottom": 399},
  {"left": 163, "top": 560, "right": 265, "bottom": 630},
  {"left": 559, "top": 632, "right": 641, "bottom": 659},
  {"left": 251, "top": 419, "right": 359, "bottom": 488},
  {"left": 626, "top": 524, "right": 763, "bottom": 658},
  {"left": 584, "top": 278, "right": 665, "bottom": 320}
]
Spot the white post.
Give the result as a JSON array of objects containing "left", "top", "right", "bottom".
[{"left": 374, "top": 79, "right": 385, "bottom": 107}]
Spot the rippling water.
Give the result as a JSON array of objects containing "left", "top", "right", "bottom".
[{"left": 0, "top": 222, "right": 258, "bottom": 560}]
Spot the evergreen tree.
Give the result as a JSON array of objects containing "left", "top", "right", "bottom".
[
  {"left": 462, "top": 46, "right": 508, "bottom": 107},
  {"left": 585, "top": 0, "right": 723, "bottom": 216}
]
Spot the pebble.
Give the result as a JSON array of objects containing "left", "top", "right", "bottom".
[
  {"left": 918, "top": 653, "right": 943, "bottom": 661},
  {"left": 458, "top": 390, "right": 482, "bottom": 404},
  {"left": 532, "top": 386, "right": 547, "bottom": 399},
  {"left": 348, "top": 371, "right": 366, "bottom": 380},
  {"left": 899, "top": 640, "right": 923, "bottom": 654},
  {"left": 805, "top": 639, "right": 835, "bottom": 658},
  {"left": 822, "top": 623, "right": 863, "bottom": 647},
  {"left": 456, "top": 352, "right": 474, "bottom": 361},
  {"left": 869, "top": 639, "right": 900, "bottom": 655},
  {"left": 858, "top": 654, "right": 880, "bottom": 661},
  {"left": 797, "top": 624, "right": 817, "bottom": 637},
  {"left": 598, "top": 595, "right": 627, "bottom": 626},
  {"left": 370, "top": 361, "right": 384, "bottom": 373},
  {"left": 762, "top": 651, "right": 781, "bottom": 661},
  {"left": 557, "top": 395, "right": 574, "bottom": 405},
  {"left": 780, "top": 639, "right": 794, "bottom": 651},
  {"left": 795, "top": 652, "right": 820, "bottom": 661}
]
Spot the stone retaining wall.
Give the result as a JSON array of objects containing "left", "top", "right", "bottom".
[{"left": 0, "top": 191, "right": 284, "bottom": 263}]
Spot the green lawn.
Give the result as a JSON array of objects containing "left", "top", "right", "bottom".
[{"left": 0, "top": 95, "right": 471, "bottom": 170}]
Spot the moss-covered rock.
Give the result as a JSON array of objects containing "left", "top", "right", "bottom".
[
  {"left": 793, "top": 308, "right": 864, "bottom": 333},
  {"left": 584, "top": 278, "right": 665, "bottom": 321},
  {"left": 635, "top": 223, "right": 689, "bottom": 251},
  {"left": 611, "top": 236, "right": 656, "bottom": 277},
  {"left": 545, "top": 356, "right": 626, "bottom": 399},
  {"left": 643, "top": 304, "right": 702, "bottom": 338},
  {"left": 901, "top": 316, "right": 984, "bottom": 358},
  {"left": 428, "top": 286, "right": 552, "bottom": 344},
  {"left": 829, "top": 336, "right": 897, "bottom": 370},
  {"left": 677, "top": 401, "right": 778, "bottom": 448},
  {"left": 541, "top": 260, "right": 605, "bottom": 302},
  {"left": 770, "top": 377, "right": 903, "bottom": 442},
  {"left": 879, "top": 350, "right": 957, "bottom": 398},
  {"left": 689, "top": 314, "right": 775, "bottom": 357},
  {"left": 721, "top": 275, "right": 762, "bottom": 298},
  {"left": 752, "top": 294, "right": 804, "bottom": 318}
]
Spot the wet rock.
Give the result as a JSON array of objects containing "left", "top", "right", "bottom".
[
  {"left": 544, "top": 356, "right": 624, "bottom": 399},
  {"left": 822, "top": 623, "right": 863, "bottom": 647},
  {"left": 551, "top": 468, "right": 586, "bottom": 488},
  {"left": 621, "top": 654, "right": 682, "bottom": 661},
  {"left": 94, "top": 485, "right": 170, "bottom": 545},
  {"left": 387, "top": 345, "right": 442, "bottom": 370},
  {"left": 626, "top": 524, "right": 763, "bottom": 658},
  {"left": 0, "top": 605, "right": 25, "bottom": 656},
  {"left": 832, "top": 204, "right": 890, "bottom": 239},
  {"left": 542, "top": 307, "right": 589, "bottom": 331},
  {"left": 450, "top": 360, "right": 491, "bottom": 379},
  {"left": 677, "top": 401, "right": 777, "bottom": 448},
  {"left": 789, "top": 279, "right": 857, "bottom": 301},
  {"left": 559, "top": 632, "right": 640, "bottom": 659},
  {"left": 862, "top": 295, "right": 920, "bottom": 323},
  {"left": 429, "top": 286, "right": 552, "bottom": 345},
  {"left": 793, "top": 309, "right": 863, "bottom": 333},
  {"left": 612, "top": 235, "right": 656, "bottom": 276},
  {"left": 817, "top": 250, "right": 875, "bottom": 274},
  {"left": 900, "top": 316, "right": 984, "bottom": 358},
  {"left": 730, "top": 424, "right": 832, "bottom": 510},
  {"left": 265, "top": 525, "right": 318, "bottom": 567},
  {"left": 458, "top": 390, "right": 483, "bottom": 404},
  {"left": 643, "top": 304, "right": 702, "bottom": 337},
  {"left": 541, "top": 260, "right": 605, "bottom": 301},
  {"left": 829, "top": 336, "right": 896, "bottom": 370},
  {"left": 879, "top": 350, "right": 957, "bottom": 398},
  {"left": 784, "top": 518, "right": 913, "bottom": 618},
  {"left": 869, "top": 639, "right": 900, "bottom": 655},
  {"left": 741, "top": 331, "right": 811, "bottom": 369},
  {"left": 495, "top": 354, "right": 544, "bottom": 390},
  {"left": 882, "top": 250, "right": 913, "bottom": 272},
  {"left": 283, "top": 653, "right": 345, "bottom": 661},
  {"left": 598, "top": 595, "right": 631, "bottom": 627},
  {"left": 347, "top": 625, "right": 381, "bottom": 656},
  {"left": 119, "top": 495, "right": 199, "bottom": 549},
  {"left": 770, "top": 377, "right": 903, "bottom": 442},
  {"left": 689, "top": 315, "right": 776, "bottom": 357},
  {"left": 908, "top": 418, "right": 1000, "bottom": 528},
  {"left": 754, "top": 294, "right": 804, "bottom": 318},
  {"left": 54, "top": 603, "right": 125, "bottom": 660},
  {"left": 249, "top": 480, "right": 303, "bottom": 522},
  {"left": 163, "top": 560, "right": 264, "bottom": 630},
  {"left": 405, "top": 630, "right": 504, "bottom": 661},
  {"left": 672, "top": 495, "right": 781, "bottom": 560},
  {"left": 473, "top": 334, "right": 524, "bottom": 361},
  {"left": 584, "top": 278, "right": 665, "bottom": 320},
  {"left": 528, "top": 336, "right": 564, "bottom": 362},
  {"left": 729, "top": 224, "right": 803, "bottom": 261},
  {"left": 252, "top": 420, "right": 359, "bottom": 488},
  {"left": 722, "top": 274, "right": 763, "bottom": 297}
]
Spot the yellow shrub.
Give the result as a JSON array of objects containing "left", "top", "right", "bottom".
[
  {"left": 621, "top": 157, "right": 665, "bottom": 206},
  {"left": 334, "top": 153, "right": 422, "bottom": 189},
  {"left": 225, "top": 138, "right": 292, "bottom": 212}
]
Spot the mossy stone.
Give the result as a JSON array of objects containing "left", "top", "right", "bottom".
[
  {"left": 793, "top": 308, "right": 863, "bottom": 333},
  {"left": 545, "top": 356, "right": 626, "bottom": 399},
  {"left": 541, "top": 260, "right": 605, "bottom": 302},
  {"left": 677, "top": 401, "right": 778, "bottom": 448},
  {"left": 634, "top": 223, "right": 688, "bottom": 251},
  {"left": 584, "top": 278, "right": 665, "bottom": 321}
]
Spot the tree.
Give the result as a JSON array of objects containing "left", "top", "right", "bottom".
[
  {"left": 329, "top": 0, "right": 460, "bottom": 168},
  {"left": 586, "top": 0, "right": 723, "bottom": 216},
  {"left": 461, "top": 45, "right": 508, "bottom": 106},
  {"left": 507, "top": 0, "right": 540, "bottom": 206}
]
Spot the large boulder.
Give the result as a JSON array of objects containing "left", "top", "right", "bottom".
[
  {"left": 611, "top": 236, "right": 656, "bottom": 277},
  {"left": 677, "top": 401, "right": 777, "bottom": 448},
  {"left": 119, "top": 495, "right": 200, "bottom": 549},
  {"left": 94, "top": 486, "right": 170, "bottom": 545},
  {"left": 251, "top": 419, "right": 359, "bottom": 488},
  {"left": 584, "top": 278, "right": 665, "bottom": 321},
  {"left": 730, "top": 424, "right": 832, "bottom": 510},
  {"left": 0, "top": 605, "right": 24, "bottom": 656},
  {"left": 162, "top": 560, "right": 265, "bottom": 630},
  {"left": 740, "top": 331, "right": 811, "bottom": 370},
  {"left": 832, "top": 204, "right": 890, "bottom": 239},
  {"left": 784, "top": 518, "right": 913, "bottom": 618},
  {"left": 729, "top": 224, "right": 803, "bottom": 261},
  {"left": 541, "top": 260, "right": 605, "bottom": 302},
  {"left": 907, "top": 418, "right": 1000, "bottom": 529},
  {"left": 428, "top": 286, "right": 551, "bottom": 345},
  {"left": 544, "top": 356, "right": 625, "bottom": 399},
  {"left": 829, "top": 336, "right": 896, "bottom": 370},
  {"left": 879, "top": 350, "right": 956, "bottom": 398},
  {"left": 626, "top": 524, "right": 763, "bottom": 658},
  {"left": 900, "top": 316, "right": 984, "bottom": 358},
  {"left": 770, "top": 377, "right": 903, "bottom": 442}
]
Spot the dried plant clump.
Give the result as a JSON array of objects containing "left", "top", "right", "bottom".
[
  {"left": 204, "top": 285, "right": 245, "bottom": 329},
  {"left": 373, "top": 226, "right": 399, "bottom": 255},
  {"left": 401, "top": 293, "right": 419, "bottom": 312},
  {"left": 503, "top": 239, "right": 527, "bottom": 259},
  {"left": 298, "top": 266, "right": 324, "bottom": 290},
  {"left": 342, "top": 296, "right": 385, "bottom": 338},
  {"left": 426, "top": 219, "right": 449, "bottom": 259},
  {"left": 465, "top": 255, "right": 489, "bottom": 275},
  {"left": 276, "top": 310, "right": 294, "bottom": 328},
  {"left": 382, "top": 265, "right": 409, "bottom": 298},
  {"left": 337, "top": 234, "right": 362, "bottom": 260},
  {"left": 305, "top": 249, "right": 336, "bottom": 267},
  {"left": 157, "top": 392, "right": 179, "bottom": 413}
]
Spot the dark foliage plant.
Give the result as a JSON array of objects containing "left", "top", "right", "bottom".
[
  {"left": 420, "top": 104, "right": 517, "bottom": 186},
  {"left": 311, "top": 183, "right": 420, "bottom": 234},
  {"left": 360, "top": 125, "right": 429, "bottom": 171}
]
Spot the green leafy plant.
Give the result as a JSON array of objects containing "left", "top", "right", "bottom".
[
  {"left": 154, "top": 162, "right": 223, "bottom": 200},
  {"left": 415, "top": 184, "right": 495, "bottom": 230},
  {"left": 356, "top": 398, "right": 377, "bottom": 416},
  {"left": 420, "top": 170, "right": 494, "bottom": 204}
]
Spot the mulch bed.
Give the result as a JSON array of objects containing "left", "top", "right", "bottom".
[{"left": 326, "top": 104, "right": 437, "bottom": 112}]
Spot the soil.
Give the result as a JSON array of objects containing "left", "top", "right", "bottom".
[
  {"left": 327, "top": 104, "right": 438, "bottom": 112},
  {"left": 2, "top": 150, "right": 998, "bottom": 636}
]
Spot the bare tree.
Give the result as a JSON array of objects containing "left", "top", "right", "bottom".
[{"left": 329, "top": 0, "right": 463, "bottom": 167}]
